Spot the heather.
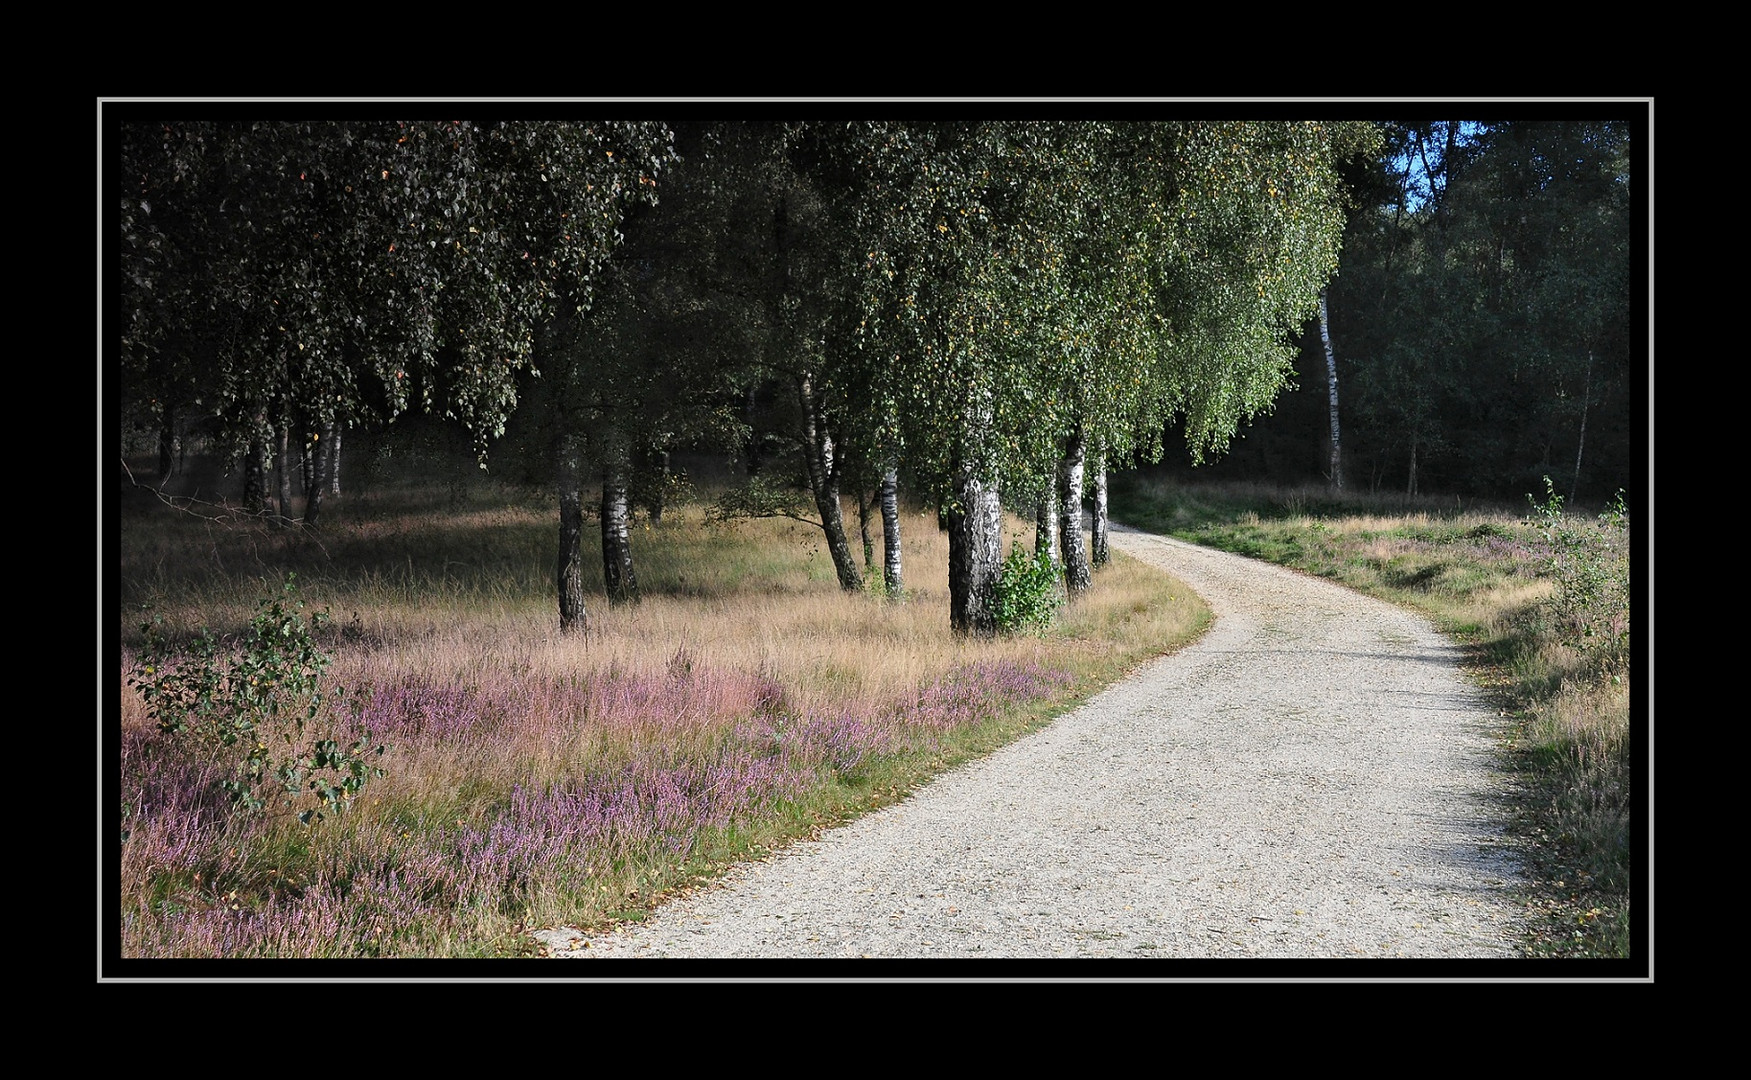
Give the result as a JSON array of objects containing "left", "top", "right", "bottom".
[
  {"left": 1109, "top": 475, "right": 1638, "bottom": 960},
  {"left": 116, "top": 473, "right": 1198, "bottom": 959}
]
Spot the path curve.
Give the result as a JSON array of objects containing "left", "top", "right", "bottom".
[{"left": 535, "top": 526, "right": 1526, "bottom": 960}]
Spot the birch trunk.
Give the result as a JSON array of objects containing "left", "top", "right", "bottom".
[
  {"left": 1091, "top": 448, "right": 1109, "bottom": 569},
  {"left": 881, "top": 461, "right": 903, "bottom": 597},
  {"left": 948, "top": 466, "right": 1003, "bottom": 636},
  {"left": 557, "top": 430, "right": 588, "bottom": 633},
  {"left": 301, "top": 432, "right": 317, "bottom": 498},
  {"left": 304, "top": 423, "right": 331, "bottom": 527},
  {"left": 1318, "top": 288, "right": 1343, "bottom": 492},
  {"left": 1058, "top": 427, "right": 1090, "bottom": 596},
  {"left": 798, "top": 374, "right": 864, "bottom": 592},
  {"left": 601, "top": 434, "right": 640, "bottom": 604},
  {"left": 329, "top": 424, "right": 343, "bottom": 498}
]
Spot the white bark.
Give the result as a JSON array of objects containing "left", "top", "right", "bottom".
[
  {"left": 948, "top": 467, "right": 1003, "bottom": 635},
  {"left": 1091, "top": 449, "right": 1109, "bottom": 568},
  {"left": 881, "top": 462, "right": 903, "bottom": 596},
  {"left": 1058, "top": 428, "right": 1090, "bottom": 596},
  {"left": 1318, "top": 288, "right": 1342, "bottom": 492}
]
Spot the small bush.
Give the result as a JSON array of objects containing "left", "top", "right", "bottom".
[
  {"left": 1524, "top": 478, "right": 1630, "bottom": 668},
  {"left": 128, "top": 575, "right": 385, "bottom": 825},
  {"left": 990, "top": 541, "right": 1064, "bottom": 635}
]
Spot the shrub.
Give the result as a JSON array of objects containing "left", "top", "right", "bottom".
[
  {"left": 127, "top": 575, "right": 385, "bottom": 825},
  {"left": 1524, "top": 478, "right": 1631, "bottom": 668},
  {"left": 990, "top": 541, "right": 1065, "bottom": 635}
]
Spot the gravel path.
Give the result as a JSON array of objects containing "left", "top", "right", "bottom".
[{"left": 534, "top": 525, "right": 1527, "bottom": 961}]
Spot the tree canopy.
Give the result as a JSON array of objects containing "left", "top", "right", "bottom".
[
  {"left": 117, "top": 111, "right": 1638, "bottom": 632},
  {"left": 119, "top": 120, "right": 677, "bottom": 483}
]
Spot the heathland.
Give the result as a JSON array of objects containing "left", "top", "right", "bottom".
[
  {"left": 114, "top": 464, "right": 1633, "bottom": 961},
  {"left": 117, "top": 460, "right": 1204, "bottom": 959}
]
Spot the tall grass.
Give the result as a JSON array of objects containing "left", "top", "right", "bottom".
[
  {"left": 116, "top": 468, "right": 1206, "bottom": 959},
  {"left": 1109, "top": 475, "right": 1638, "bottom": 960}
]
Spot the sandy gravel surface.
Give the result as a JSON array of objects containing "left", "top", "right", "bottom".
[{"left": 533, "top": 526, "right": 1526, "bottom": 963}]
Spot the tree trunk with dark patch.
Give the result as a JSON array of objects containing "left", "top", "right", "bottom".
[
  {"left": 947, "top": 465, "right": 1003, "bottom": 636},
  {"left": 646, "top": 447, "right": 670, "bottom": 523},
  {"left": 1572, "top": 349, "right": 1592, "bottom": 502},
  {"left": 557, "top": 430, "right": 588, "bottom": 633},
  {"left": 742, "top": 385, "right": 762, "bottom": 477},
  {"left": 157, "top": 400, "right": 179, "bottom": 484},
  {"left": 857, "top": 487, "right": 875, "bottom": 577},
  {"left": 601, "top": 439, "right": 640, "bottom": 604},
  {"left": 275, "top": 421, "right": 294, "bottom": 523},
  {"left": 633, "top": 438, "right": 672, "bottom": 524},
  {"left": 243, "top": 422, "right": 270, "bottom": 515},
  {"left": 1035, "top": 487, "right": 1059, "bottom": 568}
]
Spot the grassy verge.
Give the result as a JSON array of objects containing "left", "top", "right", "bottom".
[
  {"left": 116, "top": 469, "right": 1208, "bottom": 959},
  {"left": 1109, "top": 475, "right": 1636, "bottom": 960}
]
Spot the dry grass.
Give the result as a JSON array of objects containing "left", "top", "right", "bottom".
[{"left": 120, "top": 486, "right": 1201, "bottom": 725}]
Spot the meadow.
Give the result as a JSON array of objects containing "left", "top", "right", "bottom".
[{"left": 115, "top": 462, "right": 1207, "bottom": 959}]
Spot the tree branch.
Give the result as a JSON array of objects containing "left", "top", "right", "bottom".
[{"left": 118, "top": 459, "right": 332, "bottom": 560}]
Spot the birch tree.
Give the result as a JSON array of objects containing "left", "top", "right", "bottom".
[
  {"left": 829, "top": 121, "right": 1034, "bottom": 632},
  {"left": 1015, "top": 121, "right": 1364, "bottom": 592}
]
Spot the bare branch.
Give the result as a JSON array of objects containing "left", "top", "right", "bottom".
[{"left": 118, "top": 458, "right": 333, "bottom": 561}]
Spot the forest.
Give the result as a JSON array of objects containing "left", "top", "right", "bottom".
[{"left": 117, "top": 115, "right": 1641, "bottom": 635}]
